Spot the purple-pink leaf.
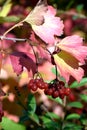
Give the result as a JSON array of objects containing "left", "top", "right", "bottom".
[{"left": 10, "top": 51, "right": 36, "bottom": 75}]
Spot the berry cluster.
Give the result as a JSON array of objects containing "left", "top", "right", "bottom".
[
  {"left": 0, "top": 110, "right": 4, "bottom": 122},
  {"left": 28, "top": 78, "right": 48, "bottom": 91},
  {"left": 44, "top": 80, "right": 71, "bottom": 99},
  {"left": 28, "top": 78, "right": 71, "bottom": 99}
]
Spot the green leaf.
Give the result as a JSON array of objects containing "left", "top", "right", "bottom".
[
  {"left": 76, "top": 4, "right": 84, "bottom": 12},
  {"left": 51, "top": 67, "right": 59, "bottom": 75},
  {"left": 0, "top": 16, "right": 20, "bottom": 23},
  {"left": 68, "top": 101, "right": 83, "bottom": 108},
  {"left": 41, "top": 116, "right": 52, "bottom": 125},
  {"left": 41, "top": 116, "right": 61, "bottom": 129},
  {"left": 80, "top": 94, "right": 87, "bottom": 102},
  {"left": 20, "top": 113, "right": 39, "bottom": 124},
  {"left": 29, "top": 113, "right": 39, "bottom": 124},
  {"left": 66, "top": 113, "right": 80, "bottom": 120},
  {"left": 0, "top": 117, "right": 26, "bottom": 130},
  {"left": 81, "top": 118, "right": 87, "bottom": 125},
  {"left": 20, "top": 115, "right": 29, "bottom": 123},
  {"left": 45, "top": 121, "right": 61, "bottom": 130},
  {"left": 27, "top": 93, "right": 36, "bottom": 115},
  {"left": 0, "top": 1, "right": 12, "bottom": 17},
  {"left": 63, "top": 122, "right": 83, "bottom": 130},
  {"left": 70, "top": 78, "right": 87, "bottom": 88},
  {"left": 45, "top": 112, "right": 60, "bottom": 120},
  {"left": 48, "top": 96, "right": 63, "bottom": 105}
]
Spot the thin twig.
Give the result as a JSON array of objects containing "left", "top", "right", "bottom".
[
  {"left": 29, "top": 42, "right": 39, "bottom": 73},
  {"left": 0, "top": 36, "right": 27, "bottom": 42},
  {"left": 46, "top": 48, "right": 58, "bottom": 80}
]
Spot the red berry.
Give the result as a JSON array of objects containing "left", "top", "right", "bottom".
[
  {"left": 74, "top": 108, "right": 83, "bottom": 114},
  {"left": 59, "top": 89, "right": 65, "bottom": 99},
  {"left": 48, "top": 88, "right": 54, "bottom": 95},
  {"left": 31, "top": 84, "right": 38, "bottom": 91},
  {"left": 68, "top": 92, "right": 76, "bottom": 101},
  {"left": 39, "top": 78, "right": 43, "bottom": 83},
  {"left": 44, "top": 89, "right": 48, "bottom": 95},
  {"left": 59, "top": 94, "right": 65, "bottom": 99},
  {"left": 57, "top": 84, "right": 65, "bottom": 90},
  {"left": 52, "top": 91, "right": 59, "bottom": 98},
  {"left": 59, "top": 81, "right": 65, "bottom": 86},
  {"left": 41, "top": 82, "right": 48, "bottom": 89},
  {"left": 43, "top": 82, "right": 48, "bottom": 89},
  {"left": 40, "top": 83, "right": 45, "bottom": 89},
  {"left": 44, "top": 88, "right": 53, "bottom": 95},
  {"left": 35, "top": 79, "right": 40, "bottom": 84},
  {"left": 65, "top": 88, "right": 71, "bottom": 96},
  {"left": 59, "top": 89, "right": 65, "bottom": 95},
  {"left": 36, "top": 78, "right": 43, "bottom": 88},
  {"left": 28, "top": 79, "right": 34, "bottom": 89}
]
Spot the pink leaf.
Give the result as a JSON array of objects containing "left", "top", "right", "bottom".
[
  {"left": 31, "top": 6, "right": 64, "bottom": 45},
  {"left": 57, "top": 35, "right": 87, "bottom": 64}
]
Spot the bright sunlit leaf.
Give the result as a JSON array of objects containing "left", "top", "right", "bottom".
[
  {"left": 0, "top": 0, "right": 12, "bottom": 17},
  {"left": 24, "top": 0, "right": 48, "bottom": 26},
  {"left": 0, "top": 117, "right": 26, "bottom": 130}
]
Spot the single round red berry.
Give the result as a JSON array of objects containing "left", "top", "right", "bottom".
[
  {"left": 28, "top": 79, "right": 35, "bottom": 89},
  {"left": 31, "top": 84, "right": 38, "bottom": 91},
  {"left": 44, "top": 89, "right": 48, "bottom": 95},
  {"left": 59, "top": 89, "right": 65, "bottom": 99},
  {"left": 44, "top": 88, "right": 53, "bottom": 95},
  {"left": 43, "top": 82, "right": 48, "bottom": 89},
  {"left": 68, "top": 92, "right": 76, "bottom": 101},
  {"left": 65, "top": 88, "right": 71, "bottom": 96},
  {"left": 40, "top": 83, "right": 46, "bottom": 89},
  {"left": 52, "top": 91, "right": 59, "bottom": 98}
]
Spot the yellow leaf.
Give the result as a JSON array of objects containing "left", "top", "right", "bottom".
[{"left": 0, "top": 1, "right": 12, "bottom": 17}]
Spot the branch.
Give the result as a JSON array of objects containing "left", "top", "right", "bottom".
[{"left": 0, "top": 36, "right": 27, "bottom": 42}]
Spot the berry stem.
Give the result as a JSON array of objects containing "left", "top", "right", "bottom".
[
  {"left": 46, "top": 48, "right": 58, "bottom": 80},
  {"left": 55, "top": 64, "right": 58, "bottom": 80},
  {"left": 29, "top": 42, "right": 39, "bottom": 74},
  {"left": 60, "top": 96, "right": 68, "bottom": 130}
]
